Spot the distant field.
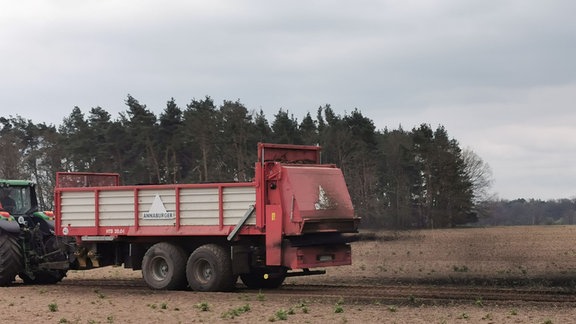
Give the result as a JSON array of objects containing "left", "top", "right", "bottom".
[{"left": 289, "top": 225, "right": 576, "bottom": 286}]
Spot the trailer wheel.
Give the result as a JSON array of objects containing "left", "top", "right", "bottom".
[
  {"left": 240, "top": 267, "right": 287, "bottom": 289},
  {"left": 186, "top": 244, "right": 235, "bottom": 292},
  {"left": 0, "top": 229, "right": 23, "bottom": 286},
  {"left": 142, "top": 242, "right": 187, "bottom": 290}
]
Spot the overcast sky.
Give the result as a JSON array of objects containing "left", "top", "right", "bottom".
[{"left": 1, "top": 1, "right": 575, "bottom": 200}]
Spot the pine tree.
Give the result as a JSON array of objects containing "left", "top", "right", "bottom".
[
  {"left": 220, "top": 100, "right": 254, "bottom": 181},
  {"left": 183, "top": 96, "right": 219, "bottom": 182},
  {"left": 120, "top": 95, "right": 159, "bottom": 184},
  {"left": 59, "top": 107, "right": 91, "bottom": 171},
  {"left": 299, "top": 112, "right": 318, "bottom": 145},
  {"left": 159, "top": 98, "right": 184, "bottom": 183},
  {"left": 271, "top": 109, "right": 302, "bottom": 144}
]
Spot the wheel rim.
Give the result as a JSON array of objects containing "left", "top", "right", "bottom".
[
  {"left": 151, "top": 256, "right": 169, "bottom": 281},
  {"left": 194, "top": 259, "right": 213, "bottom": 284}
]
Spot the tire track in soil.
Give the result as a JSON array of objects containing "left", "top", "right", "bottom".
[
  {"left": 58, "top": 278, "right": 576, "bottom": 305},
  {"left": 259, "top": 284, "right": 576, "bottom": 305},
  {"left": 59, "top": 278, "right": 150, "bottom": 290}
]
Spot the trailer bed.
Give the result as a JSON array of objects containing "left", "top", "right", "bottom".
[{"left": 56, "top": 177, "right": 258, "bottom": 237}]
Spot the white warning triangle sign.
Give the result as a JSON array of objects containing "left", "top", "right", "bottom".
[
  {"left": 142, "top": 194, "right": 175, "bottom": 219},
  {"left": 149, "top": 194, "right": 168, "bottom": 213}
]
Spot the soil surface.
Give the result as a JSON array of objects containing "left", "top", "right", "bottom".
[{"left": 2, "top": 225, "right": 576, "bottom": 323}]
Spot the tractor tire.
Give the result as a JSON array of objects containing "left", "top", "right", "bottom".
[
  {"left": 240, "top": 267, "right": 287, "bottom": 289},
  {"left": 0, "top": 229, "right": 23, "bottom": 286},
  {"left": 19, "top": 270, "right": 67, "bottom": 285},
  {"left": 142, "top": 242, "right": 187, "bottom": 290},
  {"left": 186, "top": 244, "right": 236, "bottom": 292}
]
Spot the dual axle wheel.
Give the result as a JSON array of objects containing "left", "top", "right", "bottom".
[
  {"left": 142, "top": 243, "right": 235, "bottom": 292},
  {"left": 142, "top": 242, "right": 286, "bottom": 292}
]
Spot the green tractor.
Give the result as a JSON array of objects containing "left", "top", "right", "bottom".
[{"left": 0, "top": 179, "right": 71, "bottom": 286}]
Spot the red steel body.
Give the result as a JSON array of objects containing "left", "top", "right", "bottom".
[{"left": 55, "top": 143, "right": 359, "bottom": 271}]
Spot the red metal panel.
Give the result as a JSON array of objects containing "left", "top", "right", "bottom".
[
  {"left": 56, "top": 172, "right": 120, "bottom": 188},
  {"left": 175, "top": 187, "right": 181, "bottom": 231},
  {"left": 64, "top": 221, "right": 240, "bottom": 238},
  {"left": 133, "top": 188, "right": 139, "bottom": 231},
  {"left": 254, "top": 162, "right": 266, "bottom": 229},
  {"left": 279, "top": 165, "right": 355, "bottom": 235},
  {"left": 94, "top": 190, "right": 100, "bottom": 232},
  {"left": 126, "top": 225, "right": 235, "bottom": 236},
  {"left": 282, "top": 244, "right": 352, "bottom": 269},
  {"left": 258, "top": 143, "right": 321, "bottom": 164},
  {"left": 55, "top": 181, "right": 254, "bottom": 193},
  {"left": 62, "top": 225, "right": 265, "bottom": 238},
  {"left": 218, "top": 186, "right": 224, "bottom": 230},
  {"left": 54, "top": 191, "right": 62, "bottom": 235},
  {"left": 265, "top": 205, "right": 283, "bottom": 266}
]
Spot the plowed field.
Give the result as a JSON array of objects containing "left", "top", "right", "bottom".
[{"left": 2, "top": 226, "right": 576, "bottom": 323}]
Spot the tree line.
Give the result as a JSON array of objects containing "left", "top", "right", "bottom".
[
  {"left": 0, "top": 95, "right": 493, "bottom": 229},
  {"left": 477, "top": 198, "right": 576, "bottom": 226}
]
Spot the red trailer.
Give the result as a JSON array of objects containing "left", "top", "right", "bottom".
[{"left": 54, "top": 143, "right": 359, "bottom": 291}]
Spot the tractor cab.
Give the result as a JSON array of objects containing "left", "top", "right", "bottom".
[
  {"left": 0, "top": 181, "right": 36, "bottom": 216},
  {"left": 0, "top": 180, "right": 54, "bottom": 233}
]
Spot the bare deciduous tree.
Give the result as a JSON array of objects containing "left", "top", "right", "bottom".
[{"left": 462, "top": 148, "right": 494, "bottom": 203}]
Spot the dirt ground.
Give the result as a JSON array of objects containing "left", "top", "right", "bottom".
[{"left": 2, "top": 225, "right": 576, "bottom": 323}]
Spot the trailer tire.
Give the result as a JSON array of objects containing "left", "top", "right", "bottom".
[
  {"left": 142, "top": 242, "right": 187, "bottom": 290},
  {"left": 240, "top": 267, "right": 287, "bottom": 289},
  {"left": 186, "top": 244, "right": 235, "bottom": 292},
  {"left": 0, "top": 229, "right": 23, "bottom": 286}
]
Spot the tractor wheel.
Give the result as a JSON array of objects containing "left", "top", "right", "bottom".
[
  {"left": 240, "top": 267, "right": 287, "bottom": 289},
  {"left": 19, "top": 270, "right": 67, "bottom": 285},
  {"left": 186, "top": 244, "right": 236, "bottom": 292},
  {"left": 142, "top": 242, "right": 187, "bottom": 290},
  {"left": 0, "top": 229, "right": 23, "bottom": 286}
]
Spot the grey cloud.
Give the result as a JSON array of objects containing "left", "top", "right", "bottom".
[{"left": 1, "top": 0, "right": 575, "bottom": 199}]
